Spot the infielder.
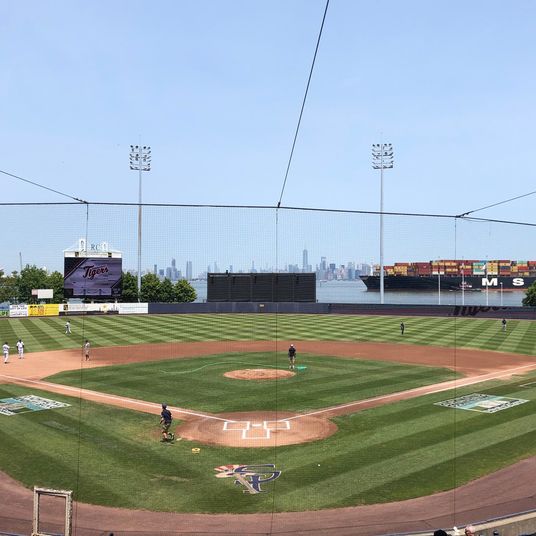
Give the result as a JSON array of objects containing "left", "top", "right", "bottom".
[
  {"left": 16, "top": 339, "right": 24, "bottom": 359},
  {"left": 3, "top": 342, "right": 10, "bottom": 364},
  {"left": 288, "top": 344, "right": 296, "bottom": 370},
  {"left": 84, "top": 340, "right": 90, "bottom": 361}
]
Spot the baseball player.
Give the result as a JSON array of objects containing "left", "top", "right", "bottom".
[
  {"left": 84, "top": 340, "right": 90, "bottom": 361},
  {"left": 16, "top": 339, "right": 24, "bottom": 359},
  {"left": 65, "top": 320, "right": 71, "bottom": 334},
  {"left": 288, "top": 344, "right": 296, "bottom": 370},
  {"left": 3, "top": 342, "right": 10, "bottom": 364},
  {"left": 160, "top": 403, "right": 173, "bottom": 442}
]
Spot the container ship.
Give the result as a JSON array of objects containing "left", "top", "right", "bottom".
[{"left": 360, "top": 260, "right": 536, "bottom": 291}]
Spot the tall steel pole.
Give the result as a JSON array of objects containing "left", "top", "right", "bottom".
[
  {"left": 138, "top": 162, "right": 142, "bottom": 301},
  {"left": 130, "top": 145, "right": 151, "bottom": 301},
  {"left": 372, "top": 143, "right": 393, "bottom": 305}
]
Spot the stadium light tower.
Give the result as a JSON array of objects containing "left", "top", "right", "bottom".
[
  {"left": 129, "top": 145, "right": 151, "bottom": 300},
  {"left": 372, "top": 143, "right": 394, "bottom": 304}
]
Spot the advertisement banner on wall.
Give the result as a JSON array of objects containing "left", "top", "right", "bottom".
[
  {"left": 9, "top": 304, "right": 28, "bottom": 317},
  {"left": 60, "top": 303, "right": 119, "bottom": 314},
  {"left": 118, "top": 303, "right": 148, "bottom": 315},
  {"left": 28, "top": 304, "right": 60, "bottom": 317}
]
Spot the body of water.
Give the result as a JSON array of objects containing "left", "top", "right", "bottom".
[{"left": 190, "top": 279, "right": 525, "bottom": 306}]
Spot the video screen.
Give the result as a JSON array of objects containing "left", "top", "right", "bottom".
[{"left": 64, "top": 257, "right": 122, "bottom": 298}]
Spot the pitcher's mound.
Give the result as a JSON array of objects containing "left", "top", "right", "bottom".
[{"left": 224, "top": 368, "right": 295, "bottom": 380}]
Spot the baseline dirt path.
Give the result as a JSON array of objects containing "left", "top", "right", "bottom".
[{"left": 0, "top": 340, "right": 535, "bottom": 534}]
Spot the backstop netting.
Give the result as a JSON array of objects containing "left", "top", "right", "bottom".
[{"left": 0, "top": 202, "right": 534, "bottom": 535}]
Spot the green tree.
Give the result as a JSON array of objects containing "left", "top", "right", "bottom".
[
  {"left": 121, "top": 272, "right": 139, "bottom": 302},
  {"left": 522, "top": 282, "right": 536, "bottom": 306},
  {"left": 159, "top": 278, "right": 175, "bottom": 303},
  {"left": 174, "top": 279, "right": 197, "bottom": 303},
  {"left": 18, "top": 265, "right": 48, "bottom": 303},
  {"left": 47, "top": 271, "right": 65, "bottom": 302},
  {"left": 0, "top": 270, "right": 19, "bottom": 303},
  {"left": 140, "top": 273, "right": 161, "bottom": 302}
]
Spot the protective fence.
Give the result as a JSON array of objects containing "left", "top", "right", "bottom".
[{"left": 0, "top": 202, "right": 535, "bottom": 536}]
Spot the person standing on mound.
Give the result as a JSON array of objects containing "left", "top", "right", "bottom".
[{"left": 288, "top": 344, "right": 296, "bottom": 370}]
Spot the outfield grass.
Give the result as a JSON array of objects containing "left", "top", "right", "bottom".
[
  {"left": 0, "top": 374, "right": 534, "bottom": 513},
  {"left": 45, "top": 352, "right": 459, "bottom": 413},
  {"left": 0, "top": 313, "right": 535, "bottom": 355}
]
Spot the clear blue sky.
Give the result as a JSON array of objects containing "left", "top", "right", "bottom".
[{"left": 1, "top": 1, "right": 535, "bottom": 275}]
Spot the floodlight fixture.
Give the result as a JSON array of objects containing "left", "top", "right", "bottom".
[{"left": 371, "top": 142, "right": 394, "bottom": 305}]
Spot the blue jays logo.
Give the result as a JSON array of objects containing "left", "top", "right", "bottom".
[{"left": 215, "top": 464, "right": 281, "bottom": 494}]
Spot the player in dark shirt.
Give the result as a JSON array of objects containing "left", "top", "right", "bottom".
[
  {"left": 288, "top": 344, "right": 296, "bottom": 370},
  {"left": 160, "top": 403, "right": 173, "bottom": 442}
]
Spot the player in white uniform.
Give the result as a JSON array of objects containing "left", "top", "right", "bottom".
[
  {"left": 3, "top": 342, "right": 10, "bottom": 364},
  {"left": 65, "top": 321, "right": 71, "bottom": 334},
  {"left": 16, "top": 339, "right": 24, "bottom": 359}
]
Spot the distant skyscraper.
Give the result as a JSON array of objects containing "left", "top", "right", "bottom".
[
  {"left": 214, "top": 261, "right": 219, "bottom": 273},
  {"left": 302, "top": 249, "right": 308, "bottom": 272},
  {"left": 186, "top": 261, "right": 193, "bottom": 280},
  {"left": 153, "top": 264, "right": 157, "bottom": 275}
]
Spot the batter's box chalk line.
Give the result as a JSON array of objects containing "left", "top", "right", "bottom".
[{"left": 223, "top": 420, "right": 291, "bottom": 440}]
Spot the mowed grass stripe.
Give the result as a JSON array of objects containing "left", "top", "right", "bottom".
[
  {"left": 276, "top": 396, "right": 535, "bottom": 506},
  {"left": 2, "top": 314, "right": 536, "bottom": 356}
]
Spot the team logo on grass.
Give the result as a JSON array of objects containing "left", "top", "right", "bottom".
[
  {"left": 0, "top": 395, "right": 70, "bottom": 416},
  {"left": 214, "top": 464, "right": 281, "bottom": 494},
  {"left": 435, "top": 393, "right": 529, "bottom": 413}
]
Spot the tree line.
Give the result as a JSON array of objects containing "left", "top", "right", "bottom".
[{"left": 0, "top": 266, "right": 197, "bottom": 303}]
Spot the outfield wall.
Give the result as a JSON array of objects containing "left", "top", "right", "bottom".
[
  {"left": 2, "top": 302, "right": 535, "bottom": 319},
  {"left": 147, "top": 302, "right": 536, "bottom": 319}
]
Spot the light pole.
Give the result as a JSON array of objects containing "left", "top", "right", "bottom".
[
  {"left": 434, "top": 270, "right": 444, "bottom": 305},
  {"left": 372, "top": 143, "right": 394, "bottom": 305},
  {"left": 129, "top": 145, "right": 151, "bottom": 300},
  {"left": 500, "top": 282, "right": 503, "bottom": 306},
  {"left": 461, "top": 266, "right": 465, "bottom": 306}
]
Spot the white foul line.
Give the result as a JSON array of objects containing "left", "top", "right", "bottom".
[
  {"left": 282, "top": 363, "right": 536, "bottom": 422},
  {"left": 0, "top": 373, "right": 232, "bottom": 423}
]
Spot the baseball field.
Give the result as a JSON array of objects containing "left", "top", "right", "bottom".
[{"left": 0, "top": 313, "right": 535, "bottom": 515}]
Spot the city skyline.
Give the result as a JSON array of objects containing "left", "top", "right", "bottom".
[{"left": 140, "top": 249, "right": 372, "bottom": 282}]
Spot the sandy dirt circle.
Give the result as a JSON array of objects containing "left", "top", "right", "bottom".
[
  {"left": 224, "top": 368, "right": 295, "bottom": 380},
  {"left": 176, "top": 411, "right": 338, "bottom": 447}
]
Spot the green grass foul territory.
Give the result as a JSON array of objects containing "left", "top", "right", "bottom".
[{"left": 0, "top": 375, "right": 534, "bottom": 514}]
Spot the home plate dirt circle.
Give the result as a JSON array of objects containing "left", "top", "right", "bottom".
[
  {"left": 176, "top": 411, "right": 338, "bottom": 447},
  {"left": 224, "top": 368, "right": 295, "bottom": 380}
]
